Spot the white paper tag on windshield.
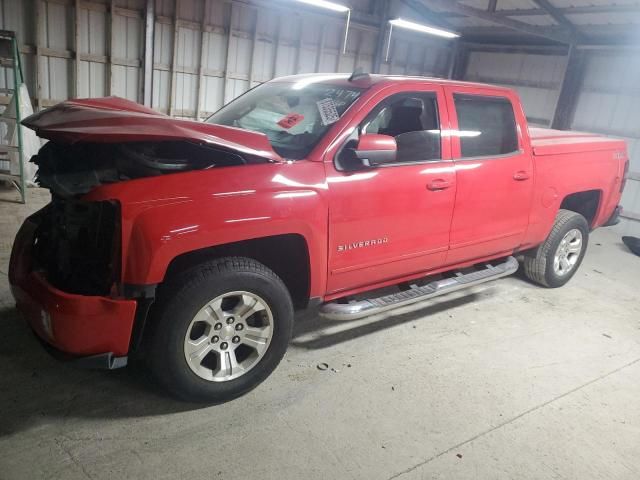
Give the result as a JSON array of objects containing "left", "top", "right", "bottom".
[{"left": 317, "top": 98, "right": 340, "bottom": 126}]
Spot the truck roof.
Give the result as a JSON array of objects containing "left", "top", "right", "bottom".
[{"left": 271, "top": 73, "right": 513, "bottom": 94}]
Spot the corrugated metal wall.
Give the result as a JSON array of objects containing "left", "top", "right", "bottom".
[
  {"left": 0, "top": 0, "right": 455, "bottom": 121},
  {"left": 464, "top": 49, "right": 567, "bottom": 127},
  {"left": 570, "top": 49, "right": 640, "bottom": 236},
  {"left": 461, "top": 46, "right": 640, "bottom": 235}
]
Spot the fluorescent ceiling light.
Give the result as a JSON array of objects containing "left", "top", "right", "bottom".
[
  {"left": 296, "top": 0, "right": 350, "bottom": 12},
  {"left": 295, "top": 0, "right": 351, "bottom": 54},
  {"left": 389, "top": 18, "right": 459, "bottom": 39}
]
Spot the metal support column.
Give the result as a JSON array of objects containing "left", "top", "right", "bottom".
[{"left": 551, "top": 45, "right": 586, "bottom": 130}]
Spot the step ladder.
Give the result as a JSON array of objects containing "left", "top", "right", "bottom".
[{"left": 0, "top": 30, "right": 26, "bottom": 203}]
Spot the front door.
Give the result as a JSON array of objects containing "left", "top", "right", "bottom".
[
  {"left": 326, "top": 86, "right": 457, "bottom": 296},
  {"left": 444, "top": 88, "right": 534, "bottom": 265}
]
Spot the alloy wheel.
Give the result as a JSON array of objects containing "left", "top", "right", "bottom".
[{"left": 183, "top": 291, "right": 274, "bottom": 382}]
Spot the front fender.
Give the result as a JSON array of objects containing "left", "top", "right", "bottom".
[
  {"left": 88, "top": 162, "right": 330, "bottom": 298},
  {"left": 123, "top": 197, "right": 324, "bottom": 285}
]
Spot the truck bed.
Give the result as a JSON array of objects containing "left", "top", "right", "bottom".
[{"left": 529, "top": 127, "right": 625, "bottom": 156}]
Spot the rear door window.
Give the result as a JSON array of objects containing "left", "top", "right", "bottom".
[{"left": 454, "top": 94, "right": 519, "bottom": 158}]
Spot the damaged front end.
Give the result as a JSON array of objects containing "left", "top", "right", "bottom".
[
  {"left": 32, "top": 198, "right": 120, "bottom": 296},
  {"left": 33, "top": 140, "right": 250, "bottom": 197},
  {"left": 29, "top": 137, "right": 263, "bottom": 299},
  {"left": 22, "top": 96, "right": 282, "bottom": 294},
  {"left": 11, "top": 96, "right": 285, "bottom": 363},
  {"left": 30, "top": 139, "right": 257, "bottom": 294}
]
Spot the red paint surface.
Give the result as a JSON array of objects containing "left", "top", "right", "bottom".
[{"left": 12, "top": 75, "right": 627, "bottom": 357}]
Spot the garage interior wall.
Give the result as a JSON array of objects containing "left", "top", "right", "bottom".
[
  {"left": 463, "top": 48, "right": 567, "bottom": 127},
  {"left": 459, "top": 45, "right": 640, "bottom": 237},
  {"left": 0, "top": 0, "right": 637, "bottom": 235},
  {"left": 0, "top": 0, "right": 453, "bottom": 119}
]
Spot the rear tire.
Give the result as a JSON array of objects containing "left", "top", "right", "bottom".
[
  {"left": 523, "top": 209, "right": 589, "bottom": 288},
  {"left": 147, "top": 257, "right": 294, "bottom": 403}
]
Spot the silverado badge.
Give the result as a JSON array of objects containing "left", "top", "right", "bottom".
[{"left": 337, "top": 237, "right": 389, "bottom": 252}]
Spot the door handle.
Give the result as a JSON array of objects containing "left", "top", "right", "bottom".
[
  {"left": 427, "top": 179, "right": 452, "bottom": 191},
  {"left": 513, "top": 171, "right": 530, "bottom": 181}
]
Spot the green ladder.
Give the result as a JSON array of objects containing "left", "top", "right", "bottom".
[{"left": 0, "top": 30, "right": 26, "bottom": 204}]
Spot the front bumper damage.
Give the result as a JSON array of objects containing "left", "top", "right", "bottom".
[{"left": 9, "top": 215, "right": 137, "bottom": 368}]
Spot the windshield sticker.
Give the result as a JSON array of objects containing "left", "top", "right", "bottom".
[
  {"left": 277, "top": 113, "right": 305, "bottom": 129},
  {"left": 317, "top": 98, "right": 340, "bottom": 126}
]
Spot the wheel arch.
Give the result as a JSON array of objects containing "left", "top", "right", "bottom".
[
  {"left": 559, "top": 189, "right": 602, "bottom": 228},
  {"left": 163, "top": 234, "right": 312, "bottom": 310}
]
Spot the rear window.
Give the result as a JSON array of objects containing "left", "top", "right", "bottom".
[{"left": 454, "top": 94, "right": 519, "bottom": 158}]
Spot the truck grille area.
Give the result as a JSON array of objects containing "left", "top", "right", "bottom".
[{"left": 32, "top": 198, "right": 120, "bottom": 296}]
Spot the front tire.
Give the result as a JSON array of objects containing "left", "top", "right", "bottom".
[
  {"left": 147, "top": 257, "right": 294, "bottom": 403},
  {"left": 523, "top": 209, "right": 589, "bottom": 288}
]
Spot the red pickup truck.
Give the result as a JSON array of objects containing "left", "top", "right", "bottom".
[{"left": 10, "top": 73, "right": 628, "bottom": 402}]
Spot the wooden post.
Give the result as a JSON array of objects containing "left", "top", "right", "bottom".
[
  {"left": 168, "top": 0, "right": 180, "bottom": 115},
  {"left": 35, "top": 0, "right": 43, "bottom": 109},
  {"left": 271, "top": 14, "right": 281, "bottom": 78},
  {"left": 353, "top": 29, "right": 362, "bottom": 71},
  {"left": 294, "top": 16, "right": 303, "bottom": 74},
  {"left": 142, "top": 0, "right": 155, "bottom": 105},
  {"left": 107, "top": 0, "right": 115, "bottom": 96},
  {"left": 404, "top": 43, "right": 413, "bottom": 75},
  {"left": 315, "top": 24, "right": 325, "bottom": 72},
  {"left": 195, "top": 0, "right": 209, "bottom": 120},
  {"left": 222, "top": 3, "right": 235, "bottom": 105},
  {"left": 247, "top": 6, "right": 258, "bottom": 87},
  {"left": 74, "top": 0, "right": 81, "bottom": 98}
]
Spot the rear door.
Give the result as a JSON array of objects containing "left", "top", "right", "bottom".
[
  {"left": 325, "top": 85, "right": 457, "bottom": 295},
  {"left": 444, "top": 88, "right": 534, "bottom": 265}
]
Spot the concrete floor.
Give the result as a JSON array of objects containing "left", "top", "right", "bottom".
[{"left": 1, "top": 186, "right": 639, "bottom": 480}]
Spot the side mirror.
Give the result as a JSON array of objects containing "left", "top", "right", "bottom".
[{"left": 355, "top": 134, "right": 397, "bottom": 167}]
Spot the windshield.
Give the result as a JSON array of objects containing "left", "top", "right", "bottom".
[{"left": 206, "top": 81, "right": 363, "bottom": 160}]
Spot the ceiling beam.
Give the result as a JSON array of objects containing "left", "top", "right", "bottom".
[
  {"left": 530, "top": 0, "right": 585, "bottom": 43},
  {"left": 460, "top": 23, "right": 639, "bottom": 41},
  {"left": 443, "top": 4, "right": 640, "bottom": 18},
  {"left": 530, "top": 0, "right": 574, "bottom": 29},
  {"left": 419, "top": 0, "right": 574, "bottom": 44},
  {"left": 400, "top": 0, "right": 457, "bottom": 30}
]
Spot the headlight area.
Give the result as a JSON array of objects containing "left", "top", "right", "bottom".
[
  {"left": 32, "top": 198, "right": 121, "bottom": 297},
  {"left": 10, "top": 199, "right": 139, "bottom": 365}
]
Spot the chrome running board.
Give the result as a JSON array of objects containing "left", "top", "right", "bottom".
[{"left": 319, "top": 256, "right": 519, "bottom": 321}]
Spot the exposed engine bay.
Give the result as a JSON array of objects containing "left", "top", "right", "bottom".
[
  {"left": 32, "top": 198, "right": 120, "bottom": 295},
  {"left": 33, "top": 140, "right": 263, "bottom": 197},
  {"left": 30, "top": 140, "right": 265, "bottom": 294}
]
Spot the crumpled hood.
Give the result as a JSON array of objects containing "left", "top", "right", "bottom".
[{"left": 22, "top": 96, "right": 283, "bottom": 163}]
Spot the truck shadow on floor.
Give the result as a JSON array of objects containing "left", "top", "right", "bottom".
[
  {"left": 0, "top": 306, "right": 204, "bottom": 435},
  {"left": 291, "top": 291, "right": 483, "bottom": 350},
  {"left": 0, "top": 285, "right": 499, "bottom": 434}
]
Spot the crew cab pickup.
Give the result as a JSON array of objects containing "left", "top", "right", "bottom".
[{"left": 10, "top": 73, "right": 628, "bottom": 402}]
